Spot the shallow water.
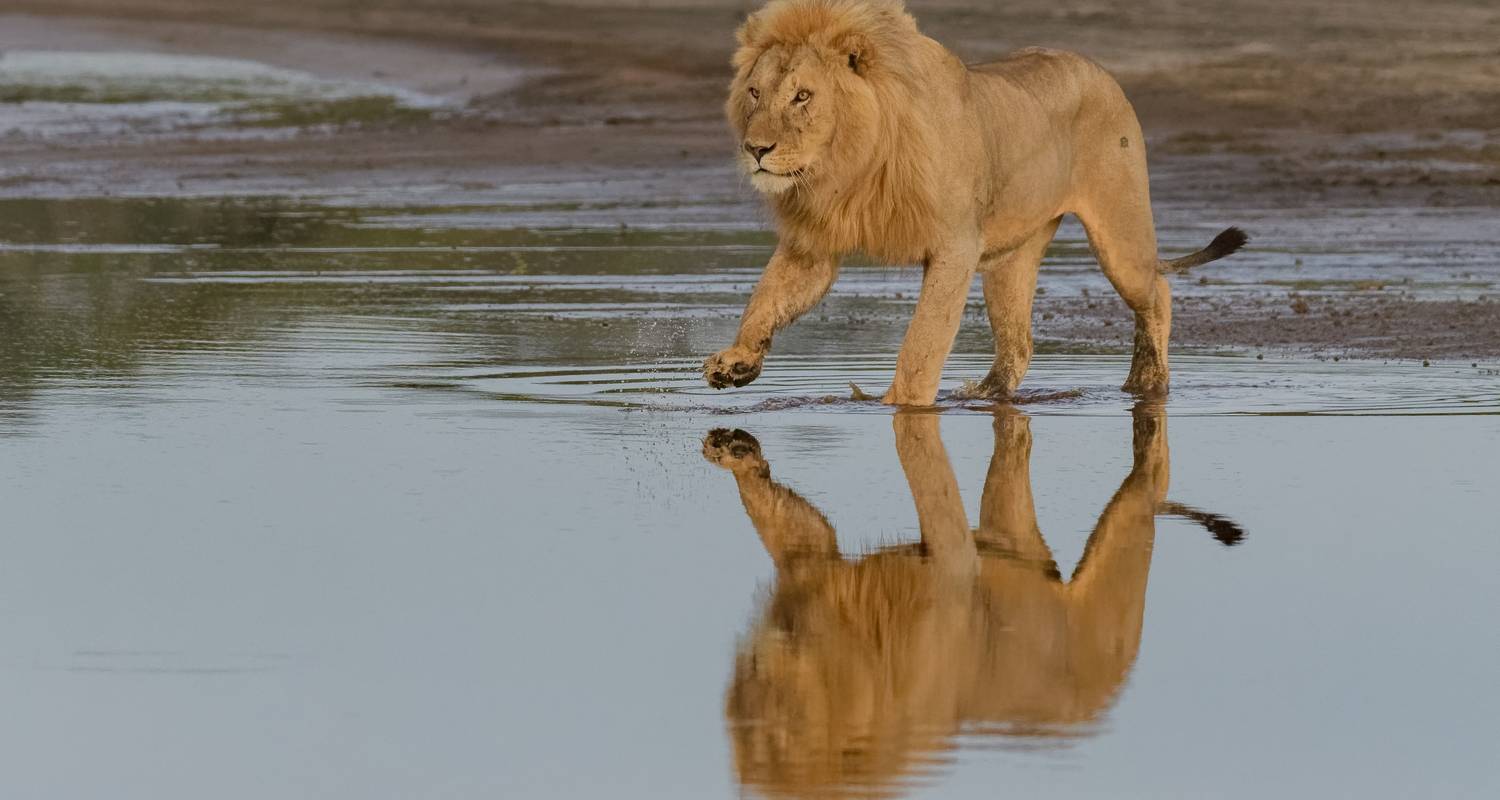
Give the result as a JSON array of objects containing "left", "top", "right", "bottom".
[
  {"left": 0, "top": 195, "right": 1497, "bottom": 798},
  {"left": 0, "top": 48, "right": 448, "bottom": 142}
]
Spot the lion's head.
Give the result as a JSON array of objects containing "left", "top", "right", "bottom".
[{"left": 726, "top": 0, "right": 922, "bottom": 197}]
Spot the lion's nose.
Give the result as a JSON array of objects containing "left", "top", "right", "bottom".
[{"left": 745, "top": 141, "right": 776, "bottom": 162}]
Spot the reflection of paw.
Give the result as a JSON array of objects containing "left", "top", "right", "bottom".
[
  {"left": 1129, "top": 404, "right": 1168, "bottom": 483},
  {"left": 703, "top": 347, "right": 763, "bottom": 389},
  {"left": 1130, "top": 406, "right": 1165, "bottom": 449},
  {"left": 702, "top": 428, "right": 765, "bottom": 472},
  {"left": 991, "top": 409, "right": 1032, "bottom": 455}
]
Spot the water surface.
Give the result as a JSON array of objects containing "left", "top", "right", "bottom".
[{"left": 0, "top": 195, "right": 1496, "bottom": 798}]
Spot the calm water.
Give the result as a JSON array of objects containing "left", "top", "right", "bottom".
[{"left": 1, "top": 196, "right": 1497, "bottom": 798}]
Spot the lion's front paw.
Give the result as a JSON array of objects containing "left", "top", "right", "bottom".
[
  {"left": 703, "top": 347, "right": 763, "bottom": 389},
  {"left": 880, "top": 385, "right": 937, "bottom": 407},
  {"left": 702, "top": 428, "right": 766, "bottom": 472}
]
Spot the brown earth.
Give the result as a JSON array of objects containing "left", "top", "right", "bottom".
[
  {"left": 2, "top": 0, "right": 1499, "bottom": 362},
  {"left": 7, "top": 0, "right": 1500, "bottom": 201}
]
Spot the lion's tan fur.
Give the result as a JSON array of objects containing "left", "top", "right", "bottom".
[
  {"left": 705, "top": 0, "right": 1244, "bottom": 404},
  {"left": 707, "top": 410, "right": 1171, "bottom": 795}
]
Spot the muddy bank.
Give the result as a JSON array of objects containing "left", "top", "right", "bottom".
[
  {"left": 1, "top": 1, "right": 1499, "bottom": 363},
  {"left": 1038, "top": 290, "right": 1500, "bottom": 363},
  {"left": 6, "top": 1, "right": 1500, "bottom": 204}
]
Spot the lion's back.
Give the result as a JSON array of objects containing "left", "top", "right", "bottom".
[{"left": 969, "top": 47, "right": 1125, "bottom": 120}]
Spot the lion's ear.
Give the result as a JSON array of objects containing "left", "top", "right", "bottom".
[
  {"left": 836, "top": 32, "right": 872, "bottom": 75},
  {"left": 832, "top": 1, "right": 917, "bottom": 77}
]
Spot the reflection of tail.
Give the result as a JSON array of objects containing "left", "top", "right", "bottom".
[
  {"left": 1159, "top": 501, "right": 1246, "bottom": 546},
  {"left": 1160, "top": 227, "right": 1249, "bottom": 273}
]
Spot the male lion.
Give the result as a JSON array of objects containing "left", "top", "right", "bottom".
[
  {"left": 702, "top": 409, "right": 1244, "bottom": 796},
  {"left": 702, "top": 0, "right": 1247, "bottom": 405}
]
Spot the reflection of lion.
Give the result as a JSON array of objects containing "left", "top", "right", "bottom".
[
  {"left": 702, "top": 0, "right": 1246, "bottom": 404},
  {"left": 703, "top": 409, "right": 1243, "bottom": 798}
]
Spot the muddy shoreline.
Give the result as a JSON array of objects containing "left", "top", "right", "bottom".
[{"left": 1, "top": 1, "right": 1498, "bottom": 364}]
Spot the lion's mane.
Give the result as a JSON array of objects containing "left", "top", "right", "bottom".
[{"left": 727, "top": 0, "right": 948, "bottom": 263}]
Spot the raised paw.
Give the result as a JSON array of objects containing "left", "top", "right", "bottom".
[
  {"left": 702, "top": 428, "right": 766, "bottom": 472},
  {"left": 703, "top": 347, "right": 763, "bottom": 389}
]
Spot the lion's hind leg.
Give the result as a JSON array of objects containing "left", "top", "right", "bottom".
[
  {"left": 1074, "top": 161, "right": 1172, "bottom": 396},
  {"left": 976, "top": 410, "right": 1061, "bottom": 576},
  {"left": 976, "top": 219, "right": 1062, "bottom": 398}
]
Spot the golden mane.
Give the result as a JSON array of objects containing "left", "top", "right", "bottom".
[{"left": 729, "top": 0, "right": 944, "bottom": 263}]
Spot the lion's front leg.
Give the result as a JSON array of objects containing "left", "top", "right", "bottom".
[
  {"left": 883, "top": 241, "right": 980, "bottom": 405},
  {"left": 704, "top": 247, "right": 839, "bottom": 390},
  {"left": 893, "top": 413, "right": 977, "bottom": 580},
  {"left": 702, "top": 428, "right": 839, "bottom": 565}
]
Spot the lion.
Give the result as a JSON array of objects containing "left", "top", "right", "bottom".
[
  {"left": 702, "top": 408, "right": 1244, "bottom": 797},
  {"left": 702, "top": 0, "right": 1248, "bottom": 405}
]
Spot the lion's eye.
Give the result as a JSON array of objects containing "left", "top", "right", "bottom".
[
  {"left": 794, "top": 89, "right": 812, "bottom": 103},
  {"left": 748, "top": 87, "right": 760, "bottom": 100}
]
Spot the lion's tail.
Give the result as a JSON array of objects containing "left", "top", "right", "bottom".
[
  {"left": 1159, "top": 501, "right": 1246, "bottom": 546},
  {"left": 1159, "top": 226, "right": 1249, "bottom": 274}
]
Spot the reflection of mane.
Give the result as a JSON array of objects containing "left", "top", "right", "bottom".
[{"left": 703, "top": 409, "right": 1243, "bottom": 797}]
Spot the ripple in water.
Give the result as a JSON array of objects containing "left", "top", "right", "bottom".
[{"left": 393, "top": 354, "right": 1500, "bottom": 417}]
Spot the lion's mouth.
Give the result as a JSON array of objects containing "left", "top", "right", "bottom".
[{"left": 748, "top": 165, "right": 806, "bottom": 195}]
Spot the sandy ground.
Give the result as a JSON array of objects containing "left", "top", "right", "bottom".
[{"left": 2, "top": 0, "right": 1499, "bottom": 360}]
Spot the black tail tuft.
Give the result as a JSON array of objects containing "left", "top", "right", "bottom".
[
  {"left": 1160, "top": 502, "right": 1247, "bottom": 546},
  {"left": 1162, "top": 226, "right": 1250, "bottom": 273},
  {"left": 1207, "top": 226, "right": 1250, "bottom": 258}
]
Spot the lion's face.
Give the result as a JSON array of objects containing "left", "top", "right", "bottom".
[{"left": 728, "top": 46, "right": 872, "bottom": 196}]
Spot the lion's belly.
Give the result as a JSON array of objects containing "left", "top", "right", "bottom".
[
  {"left": 981, "top": 213, "right": 1056, "bottom": 256},
  {"left": 977, "top": 143, "right": 1073, "bottom": 255}
]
